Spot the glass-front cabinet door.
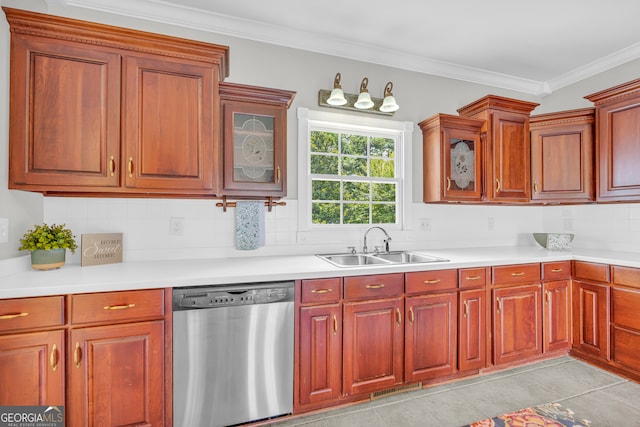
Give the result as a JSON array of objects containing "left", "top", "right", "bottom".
[
  {"left": 220, "top": 83, "right": 295, "bottom": 198},
  {"left": 443, "top": 128, "right": 483, "bottom": 200}
]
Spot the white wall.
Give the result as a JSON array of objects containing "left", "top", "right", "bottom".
[{"left": 1, "top": 0, "right": 639, "bottom": 263}]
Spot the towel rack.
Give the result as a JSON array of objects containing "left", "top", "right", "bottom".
[{"left": 216, "top": 196, "right": 286, "bottom": 212}]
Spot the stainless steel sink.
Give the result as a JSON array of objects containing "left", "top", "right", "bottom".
[
  {"left": 319, "top": 254, "right": 392, "bottom": 267},
  {"left": 317, "top": 251, "right": 449, "bottom": 267},
  {"left": 372, "top": 251, "right": 448, "bottom": 264}
]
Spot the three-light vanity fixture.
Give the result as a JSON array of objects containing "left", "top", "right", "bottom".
[{"left": 318, "top": 73, "right": 399, "bottom": 116}]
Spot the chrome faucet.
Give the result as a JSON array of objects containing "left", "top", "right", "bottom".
[{"left": 363, "top": 226, "right": 391, "bottom": 254}]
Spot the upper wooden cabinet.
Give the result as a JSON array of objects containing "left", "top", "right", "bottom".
[
  {"left": 4, "top": 7, "right": 228, "bottom": 197},
  {"left": 458, "top": 95, "right": 539, "bottom": 203},
  {"left": 529, "top": 108, "right": 595, "bottom": 203},
  {"left": 419, "top": 114, "right": 485, "bottom": 202},
  {"left": 219, "top": 82, "right": 295, "bottom": 198},
  {"left": 585, "top": 78, "right": 640, "bottom": 202}
]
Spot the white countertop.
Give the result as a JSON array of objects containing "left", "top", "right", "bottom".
[{"left": 1, "top": 246, "right": 639, "bottom": 298}]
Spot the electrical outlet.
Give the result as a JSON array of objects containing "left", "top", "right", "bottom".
[
  {"left": 0, "top": 218, "right": 8, "bottom": 243},
  {"left": 488, "top": 217, "right": 495, "bottom": 231},
  {"left": 419, "top": 218, "right": 431, "bottom": 231},
  {"left": 169, "top": 217, "right": 185, "bottom": 236}
]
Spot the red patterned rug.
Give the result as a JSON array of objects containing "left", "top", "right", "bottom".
[{"left": 463, "top": 403, "right": 591, "bottom": 427}]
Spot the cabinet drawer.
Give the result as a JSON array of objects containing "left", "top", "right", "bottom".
[
  {"left": 0, "top": 296, "right": 65, "bottom": 333},
  {"left": 70, "top": 289, "right": 165, "bottom": 325},
  {"left": 344, "top": 274, "right": 404, "bottom": 300},
  {"left": 542, "top": 261, "right": 571, "bottom": 281},
  {"left": 406, "top": 269, "right": 458, "bottom": 294},
  {"left": 300, "top": 278, "right": 342, "bottom": 304},
  {"left": 573, "top": 261, "right": 610, "bottom": 283},
  {"left": 613, "top": 287, "right": 640, "bottom": 330},
  {"left": 492, "top": 264, "right": 540, "bottom": 286},
  {"left": 459, "top": 267, "right": 486, "bottom": 289},
  {"left": 612, "top": 266, "right": 640, "bottom": 289}
]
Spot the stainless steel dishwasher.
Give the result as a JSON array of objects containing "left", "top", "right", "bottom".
[{"left": 172, "top": 281, "right": 294, "bottom": 427}]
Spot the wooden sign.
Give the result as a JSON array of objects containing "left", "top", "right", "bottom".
[{"left": 81, "top": 233, "right": 123, "bottom": 266}]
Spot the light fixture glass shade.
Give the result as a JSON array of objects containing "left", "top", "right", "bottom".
[
  {"left": 380, "top": 95, "right": 399, "bottom": 112},
  {"left": 327, "top": 87, "right": 347, "bottom": 105},
  {"left": 379, "top": 81, "right": 399, "bottom": 112},
  {"left": 354, "top": 92, "right": 374, "bottom": 109}
]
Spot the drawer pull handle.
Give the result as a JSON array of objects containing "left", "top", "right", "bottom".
[
  {"left": 333, "top": 315, "right": 338, "bottom": 335},
  {"left": 276, "top": 166, "right": 281, "bottom": 184},
  {"left": 446, "top": 176, "right": 451, "bottom": 191},
  {"left": 73, "top": 342, "right": 82, "bottom": 368},
  {"left": 423, "top": 279, "right": 441, "bottom": 284},
  {"left": 511, "top": 272, "right": 525, "bottom": 277},
  {"left": 0, "top": 312, "right": 29, "bottom": 320},
  {"left": 128, "top": 157, "right": 134, "bottom": 177},
  {"left": 103, "top": 303, "right": 136, "bottom": 310},
  {"left": 545, "top": 290, "right": 551, "bottom": 303},
  {"left": 311, "top": 289, "right": 332, "bottom": 294},
  {"left": 109, "top": 155, "right": 116, "bottom": 176},
  {"left": 497, "top": 298, "right": 502, "bottom": 312},
  {"left": 463, "top": 301, "right": 469, "bottom": 318},
  {"left": 396, "top": 308, "right": 402, "bottom": 325},
  {"left": 409, "top": 307, "right": 415, "bottom": 324},
  {"left": 533, "top": 182, "right": 538, "bottom": 193},
  {"left": 551, "top": 268, "right": 563, "bottom": 273},
  {"left": 50, "top": 344, "right": 59, "bottom": 371},
  {"left": 465, "top": 275, "right": 481, "bottom": 281},
  {"left": 365, "top": 284, "right": 385, "bottom": 289},
  {"left": 496, "top": 179, "right": 501, "bottom": 193}
]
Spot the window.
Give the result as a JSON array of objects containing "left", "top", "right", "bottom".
[{"left": 298, "top": 108, "right": 413, "bottom": 230}]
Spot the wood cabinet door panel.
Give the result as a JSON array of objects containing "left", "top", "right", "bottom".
[
  {"left": 612, "top": 326, "right": 640, "bottom": 371},
  {"left": 601, "top": 103, "right": 640, "bottom": 198},
  {"left": 542, "top": 261, "right": 571, "bottom": 281},
  {"left": 9, "top": 35, "right": 120, "bottom": 188},
  {"left": 493, "top": 284, "right": 542, "bottom": 365},
  {"left": 572, "top": 281, "right": 610, "bottom": 359},
  {"left": 459, "top": 289, "right": 486, "bottom": 372},
  {"left": 612, "top": 286, "right": 640, "bottom": 330},
  {"left": 405, "top": 269, "right": 458, "bottom": 294},
  {"left": 70, "top": 289, "right": 165, "bottom": 326},
  {"left": 342, "top": 298, "right": 403, "bottom": 395},
  {"left": 299, "top": 304, "right": 342, "bottom": 405},
  {"left": 491, "top": 111, "right": 531, "bottom": 202},
  {"left": 0, "top": 296, "right": 65, "bottom": 333},
  {"left": 0, "top": 330, "right": 65, "bottom": 406},
  {"left": 405, "top": 293, "right": 457, "bottom": 382},
  {"left": 123, "top": 55, "right": 215, "bottom": 192},
  {"left": 543, "top": 280, "right": 570, "bottom": 352},
  {"left": 492, "top": 263, "right": 540, "bottom": 286},
  {"left": 68, "top": 321, "right": 164, "bottom": 427},
  {"left": 344, "top": 274, "right": 404, "bottom": 300}
]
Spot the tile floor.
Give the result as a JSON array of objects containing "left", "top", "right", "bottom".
[{"left": 274, "top": 356, "right": 640, "bottom": 426}]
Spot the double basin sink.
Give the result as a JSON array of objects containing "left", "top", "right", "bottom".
[{"left": 318, "top": 251, "right": 449, "bottom": 267}]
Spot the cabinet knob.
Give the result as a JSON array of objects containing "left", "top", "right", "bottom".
[
  {"left": 49, "top": 344, "right": 59, "bottom": 371},
  {"left": 73, "top": 342, "right": 82, "bottom": 368}
]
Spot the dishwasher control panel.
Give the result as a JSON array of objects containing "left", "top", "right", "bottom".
[{"left": 173, "top": 282, "right": 294, "bottom": 310}]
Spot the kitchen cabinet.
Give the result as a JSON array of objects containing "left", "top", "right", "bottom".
[
  {"left": 529, "top": 109, "right": 595, "bottom": 203},
  {"left": 419, "top": 114, "right": 485, "bottom": 202},
  {"left": 585, "top": 78, "right": 640, "bottom": 202},
  {"left": 68, "top": 289, "right": 167, "bottom": 427},
  {"left": 342, "top": 274, "right": 404, "bottom": 396},
  {"left": 296, "top": 278, "right": 343, "bottom": 411},
  {"left": 5, "top": 7, "right": 228, "bottom": 197},
  {"left": 492, "top": 264, "right": 542, "bottom": 365},
  {"left": 0, "top": 296, "right": 65, "bottom": 406},
  {"left": 571, "top": 261, "right": 610, "bottom": 360},
  {"left": 405, "top": 270, "right": 458, "bottom": 382},
  {"left": 458, "top": 268, "right": 488, "bottom": 372},
  {"left": 610, "top": 266, "right": 640, "bottom": 376},
  {"left": 219, "top": 82, "right": 296, "bottom": 198},
  {"left": 542, "top": 262, "right": 571, "bottom": 353},
  {"left": 458, "top": 95, "right": 539, "bottom": 202}
]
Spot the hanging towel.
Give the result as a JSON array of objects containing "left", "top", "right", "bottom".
[{"left": 235, "top": 201, "right": 266, "bottom": 250}]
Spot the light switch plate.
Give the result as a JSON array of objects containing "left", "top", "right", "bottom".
[{"left": 0, "top": 218, "right": 8, "bottom": 243}]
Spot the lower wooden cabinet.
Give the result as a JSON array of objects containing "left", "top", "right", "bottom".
[
  {"left": 493, "top": 283, "right": 543, "bottom": 365},
  {"left": 0, "top": 330, "right": 65, "bottom": 406},
  {"left": 68, "top": 321, "right": 165, "bottom": 427},
  {"left": 543, "top": 280, "right": 571, "bottom": 352},
  {"left": 298, "top": 303, "right": 342, "bottom": 405},
  {"left": 405, "top": 292, "right": 457, "bottom": 382},
  {"left": 458, "top": 288, "right": 486, "bottom": 372},
  {"left": 342, "top": 297, "right": 404, "bottom": 395}
]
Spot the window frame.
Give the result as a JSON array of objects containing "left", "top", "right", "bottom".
[{"left": 297, "top": 107, "right": 414, "bottom": 232}]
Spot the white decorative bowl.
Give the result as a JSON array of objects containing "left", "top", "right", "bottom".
[{"left": 533, "top": 233, "right": 574, "bottom": 251}]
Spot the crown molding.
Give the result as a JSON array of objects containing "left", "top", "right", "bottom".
[{"left": 46, "top": 0, "right": 640, "bottom": 96}]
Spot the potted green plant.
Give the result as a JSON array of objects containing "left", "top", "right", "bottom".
[{"left": 19, "top": 223, "right": 78, "bottom": 270}]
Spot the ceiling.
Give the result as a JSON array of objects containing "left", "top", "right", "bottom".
[{"left": 47, "top": 0, "right": 640, "bottom": 95}]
